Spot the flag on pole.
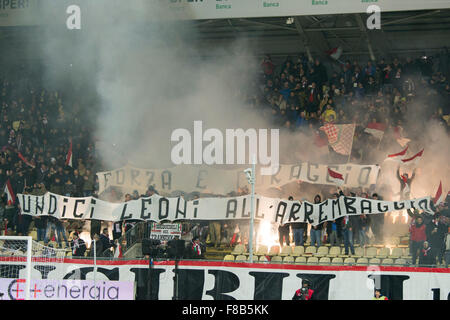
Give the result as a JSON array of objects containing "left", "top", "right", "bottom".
[
  {"left": 65, "top": 140, "right": 73, "bottom": 167},
  {"left": 401, "top": 149, "right": 424, "bottom": 165},
  {"left": 387, "top": 146, "right": 409, "bottom": 159},
  {"left": 17, "top": 152, "right": 35, "bottom": 168},
  {"left": 364, "top": 122, "right": 386, "bottom": 140},
  {"left": 319, "top": 123, "right": 356, "bottom": 155},
  {"left": 327, "top": 168, "right": 345, "bottom": 186},
  {"left": 4, "top": 179, "right": 15, "bottom": 205},
  {"left": 434, "top": 181, "right": 445, "bottom": 205},
  {"left": 326, "top": 47, "right": 343, "bottom": 61}
]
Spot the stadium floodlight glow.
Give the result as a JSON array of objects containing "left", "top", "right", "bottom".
[{"left": 286, "top": 17, "right": 294, "bottom": 25}]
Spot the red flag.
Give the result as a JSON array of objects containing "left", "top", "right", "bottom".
[
  {"left": 401, "top": 149, "right": 424, "bottom": 164},
  {"left": 65, "top": 140, "right": 73, "bottom": 167},
  {"left": 326, "top": 47, "right": 343, "bottom": 60},
  {"left": 17, "top": 152, "right": 35, "bottom": 168},
  {"left": 387, "top": 146, "right": 409, "bottom": 158},
  {"left": 327, "top": 168, "right": 344, "bottom": 186},
  {"left": 434, "top": 181, "right": 445, "bottom": 205},
  {"left": 4, "top": 179, "right": 15, "bottom": 205}
]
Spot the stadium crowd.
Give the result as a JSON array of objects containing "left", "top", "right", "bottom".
[{"left": 0, "top": 52, "right": 449, "bottom": 265}]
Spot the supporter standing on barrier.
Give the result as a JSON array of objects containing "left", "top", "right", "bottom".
[
  {"left": 55, "top": 218, "right": 70, "bottom": 248},
  {"left": 341, "top": 215, "right": 355, "bottom": 256},
  {"left": 408, "top": 210, "right": 427, "bottom": 265},
  {"left": 292, "top": 279, "right": 314, "bottom": 300},
  {"left": 358, "top": 214, "right": 371, "bottom": 248},
  {"left": 407, "top": 210, "right": 427, "bottom": 265},
  {"left": 208, "top": 219, "right": 222, "bottom": 249},
  {"left": 310, "top": 195, "right": 323, "bottom": 247},
  {"left": 370, "top": 193, "right": 385, "bottom": 243},
  {"left": 291, "top": 198, "right": 306, "bottom": 247},
  {"left": 278, "top": 196, "right": 294, "bottom": 247},
  {"left": 426, "top": 210, "right": 448, "bottom": 266}
]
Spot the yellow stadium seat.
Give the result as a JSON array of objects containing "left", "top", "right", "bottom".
[
  {"left": 268, "top": 245, "right": 280, "bottom": 256},
  {"left": 223, "top": 255, "right": 235, "bottom": 261},
  {"left": 307, "top": 257, "right": 319, "bottom": 265},
  {"left": 315, "top": 246, "right": 329, "bottom": 257},
  {"left": 255, "top": 245, "right": 268, "bottom": 256},
  {"left": 376, "top": 247, "right": 391, "bottom": 259},
  {"left": 395, "top": 258, "right": 407, "bottom": 265},
  {"left": 305, "top": 246, "right": 317, "bottom": 254},
  {"left": 319, "top": 257, "right": 331, "bottom": 265},
  {"left": 280, "top": 245, "right": 292, "bottom": 256},
  {"left": 365, "top": 247, "right": 378, "bottom": 258},
  {"left": 283, "top": 256, "right": 295, "bottom": 264},
  {"left": 231, "top": 244, "right": 246, "bottom": 255},
  {"left": 354, "top": 247, "right": 364, "bottom": 258},
  {"left": 29, "top": 230, "right": 37, "bottom": 241},
  {"left": 331, "top": 257, "right": 344, "bottom": 265},
  {"left": 259, "top": 255, "right": 269, "bottom": 262},
  {"left": 344, "top": 257, "right": 356, "bottom": 265},
  {"left": 295, "top": 256, "right": 307, "bottom": 265},
  {"left": 235, "top": 255, "right": 247, "bottom": 262},
  {"left": 328, "top": 246, "right": 341, "bottom": 257},
  {"left": 271, "top": 256, "right": 283, "bottom": 263},
  {"left": 390, "top": 247, "right": 403, "bottom": 258},
  {"left": 382, "top": 258, "right": 394, "bottom": 265},
  {"left": 356, "top": 258, "right": 369, "bottom": 265},
  {"left": 291, "top": 246, "right": 305, "bottom": 257},
  {"left": 340, "top": 247, "right": 347, "bottom": 256},
  {"left": 401, "top": 248, "right": 411, "bottom": 259},
  {"left": 369, "top": 258, "right": 381, "bottom": 265}
]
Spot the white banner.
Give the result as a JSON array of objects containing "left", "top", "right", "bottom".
[
  {"left": 0, "top": 259, "right": 449, "bottom": 300},
  {"left": 96, "top": 163, "right": 380, "bottom": 195},
  {"left": 18, "top": 192, "right": 432, "bottom": 226}
]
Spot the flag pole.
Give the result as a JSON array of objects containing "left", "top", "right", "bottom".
[
  {"left": 248, "top": 154, "right": 256, "bottom": 264},
  {"left": 346, "top": 124, "right": 356, "bottom": 164},
  {"left": 376, "top": 134, "right": 383, "bottom": 150}
]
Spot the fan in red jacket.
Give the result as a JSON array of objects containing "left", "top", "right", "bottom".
[{"left": 408, "top": 214, "right": 427, "bottom": 265}]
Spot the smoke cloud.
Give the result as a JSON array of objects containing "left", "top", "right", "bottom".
[{"left": 35, "top": 1, "right": 449, "bottom": 205}]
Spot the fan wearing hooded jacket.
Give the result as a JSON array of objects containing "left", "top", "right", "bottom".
[{"left": 407, "top": 210, "right": 427, "bottom": 265}]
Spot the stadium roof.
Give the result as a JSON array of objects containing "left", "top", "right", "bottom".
[
  {"left": 0, "top": 9, "right": 449, "bottom": 64},
  {"left": 188, "top": 9, "right": 450, "bottom": 60}
]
